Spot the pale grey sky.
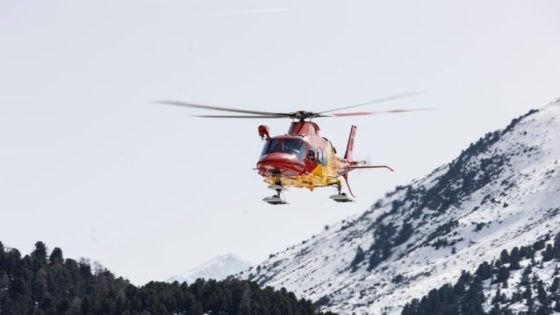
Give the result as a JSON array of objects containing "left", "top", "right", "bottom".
[{"left": 1, "top": 0, "right": 559, "bottom": 284}]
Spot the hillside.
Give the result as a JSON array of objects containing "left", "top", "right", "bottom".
[
  {"left": 0, "top": 241, "right": 330, "bottom": 315},
  {"left": 402, "top": 232, "right": 560, "bottom": 314},
  {"left": 239, "top": 98, "right": 560, "bottom": 314}
]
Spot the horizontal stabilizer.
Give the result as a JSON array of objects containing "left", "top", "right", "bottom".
[
  {"left": 348, "top": 165, "right": 394, "bottom": 172},
  {"left": 330, "top": 193, "right": 354, "bottom": 203}
]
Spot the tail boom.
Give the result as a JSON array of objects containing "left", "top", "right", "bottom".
[{"left": 337, "top": 125, "right": 394, "bottom": 198}]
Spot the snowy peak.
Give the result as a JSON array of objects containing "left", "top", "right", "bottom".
[
  {"left": 168, "top": 254, "right": 253, "bottom": 284},
  {"left": 240, "top": 99, "right": 560, "bottom": 314}
]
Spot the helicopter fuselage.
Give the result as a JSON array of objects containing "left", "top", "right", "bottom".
[{"left": 257, "top": 121, "right": 348, "bottom": 190}]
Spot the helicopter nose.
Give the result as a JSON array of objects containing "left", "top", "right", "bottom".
[{"left": 257, "top": 153, "right": 306, "bottom": 176}]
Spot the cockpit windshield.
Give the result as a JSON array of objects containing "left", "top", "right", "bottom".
[{"left": 261, "top": 138, "right": 307, "bottom": 159}]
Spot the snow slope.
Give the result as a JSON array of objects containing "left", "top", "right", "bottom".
[
  {"left": 401, "top": 233, "right": 560, "bottom": 314},
  {"left": 239, "top": 98, "right": 560, "bottom": 314},
  {"left": 478, "top": 238, "right": 560, "bottom": 314},
  {"left": 167, "top": 254, "right": 253, "bottom": 284}
]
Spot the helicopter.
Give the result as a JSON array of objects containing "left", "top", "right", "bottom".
[{"left": 158, "top": 92, "right": 431, "bottom": 205}]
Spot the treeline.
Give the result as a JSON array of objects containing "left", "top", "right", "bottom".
[
  {"left": 0, "top": 241, "right": 333, "bottom": 315},
  {"left": 401, "top": 232, "right": 560, "bottom": 315}
]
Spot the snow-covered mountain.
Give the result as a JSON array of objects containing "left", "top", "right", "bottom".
[
  {"left": 167, "top": 254, "right": 253, "bottom": 284},
  {"left": 238, "top": 98, "right": 560, "bottom": 314}
]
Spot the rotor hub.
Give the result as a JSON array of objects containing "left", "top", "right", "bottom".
[{"left": 290, "top": 111, "right": 317, "bottom": 120}]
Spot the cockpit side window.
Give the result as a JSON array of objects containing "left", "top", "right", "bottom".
[
  {"left": 308, "top": 146, "right": 316, "bottom": 160},
  {"left": 319, "top": 149, "right": 327, "bottom": 165}
]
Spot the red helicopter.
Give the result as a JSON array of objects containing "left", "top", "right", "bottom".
[{"left": 159, "top": 92, "right": 430, "bottom": 204}]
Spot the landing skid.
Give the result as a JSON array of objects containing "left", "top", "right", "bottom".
[
  {"left": 262, "top": 195, "right": 288, "bottom": 205},
  {"left": 263, "top": 182, "right": 354, "bottom": 204},
  {"left": 330, "top": 183, "right": 354, "bottom": 203},
  {"left": 263, "top": 183, "right": 288, "bottom": 205},
  {"left": 329, "top": 193, "right": 354, "bottom": 203}
]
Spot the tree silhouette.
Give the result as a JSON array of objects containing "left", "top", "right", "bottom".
[{"left": 0, "top": 241, "right": 330, "bottom": 315}]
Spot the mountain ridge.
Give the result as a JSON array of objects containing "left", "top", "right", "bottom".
[{"left": 238, "top": 98, "right": 560, "bottom": 314}]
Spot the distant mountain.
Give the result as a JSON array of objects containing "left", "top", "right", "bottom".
[
  {"left": 167, "top": 254, "right": 253, "bottom": 284},
  {"left": 0, "top": 242, "right": 328, "bottom": 314},
  {"left": 238, "top": 98, "right": 560, "bottom": 314}
]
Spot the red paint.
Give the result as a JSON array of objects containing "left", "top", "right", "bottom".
[
  {"left": 257, "top": 152, "right": 306, "bottom": 176},
  {"left": 256, "top": 122, "right": 328, "bottom": 178},
  {"left": 288, "top": 121, "right": 320, "bottom": 136}
]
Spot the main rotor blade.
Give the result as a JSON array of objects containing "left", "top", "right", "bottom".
[
  {"left": 157, "top": 100, "right": 290, "bottom": 117},
  {"left": 323, "top": 107, "right": 436, "bottom": 117},
  {"left": 319, "top": 91, "right": 425, "bottom": 114},
  {"left": 192, "top": 114, "right": 287, "bottom": 118}
]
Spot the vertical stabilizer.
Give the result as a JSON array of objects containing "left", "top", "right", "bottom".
[{"left": 344, "top": 125, "right": 357, "bottom": 160}]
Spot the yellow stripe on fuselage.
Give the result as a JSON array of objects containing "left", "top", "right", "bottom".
[{"left": 263, "top": 148, "right": 341, "bottom": 190}]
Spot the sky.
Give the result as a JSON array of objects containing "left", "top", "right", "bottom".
[{"left": 0, "top": 0, "right": 559, "bottom": 284}]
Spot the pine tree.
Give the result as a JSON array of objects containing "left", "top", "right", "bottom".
[
  {"left": 554, "top": 234, "right": 560, "bottom": 259},
  {"left": 489, "top": 303, "right": 501, "bottom": 315},
  {"left": 542, "top": 244, "right": 554, "bottom": 262},
  {"left": 495, "top": 265, "right": 510, "bottom": 284},
  {"left": 394, "top": 222, "right": 413, "bottom": 246},
  {"left": 550, "top": 278, "right": 560, "bottom": 292},
  {"left": 521, "top": 265, "right": 533, "bottom": 286},
  {"left": 510, "top": 247, "right": 521, "bottom": 270},
  {"left": 461, "top": 276, "right": 485, "bottom": 315},
  {"left": 524, "top": 281, "right": 534, "bottom": 312},
  {"left": 476, "top": 261, "right": 492, "bottom": 280},
  {"left": 491, "top": 288, "right": 502, "bottom": 305},
  {"left": 453, "top": 271, "right": 472, "bottom": 295},
  {"left": 351, "top": 246, "right": 365, "bottom": 271},
  {"left": 536, "top": 280, "right": 551, "bottom": 314},
  {"left": 48, "top": 247, "right": 64, "bottom": 265},
  {"left": 500, "top": 249, "right": 510, "bottom": 264},
  {"left": 31, "top": 241, "right": 48, "bottom": 270}
]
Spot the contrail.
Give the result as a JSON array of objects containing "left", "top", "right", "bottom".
[{"left": 193, "top": 8, "right": 291, "bottom": 16}]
